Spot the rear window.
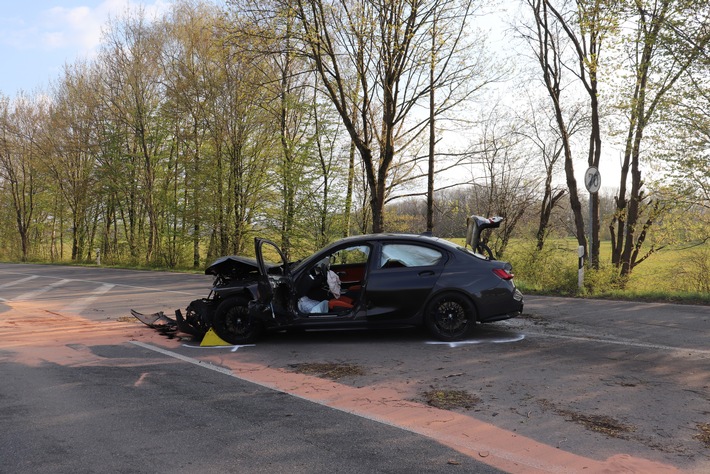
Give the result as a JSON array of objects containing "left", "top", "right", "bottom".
[{"left": 433, "top": 238, "right": 488, "bottom": 260}]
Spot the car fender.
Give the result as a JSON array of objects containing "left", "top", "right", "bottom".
[
  {"left": 430, "top": 270, "right": 486, "bottom": 301},
  {"left": 213, "top": 283, "right": 258, "bottom": 301}
]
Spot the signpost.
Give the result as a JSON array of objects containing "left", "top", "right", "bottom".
[{"left": 584, "top": 167, "right": 601, "bottom": 269}]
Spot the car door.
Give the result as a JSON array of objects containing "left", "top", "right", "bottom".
[
  {"left": 291, "top": 243, "right": 371, "bottom": 319},
  {"left": 364, "top": 241, "right": 446, "bottom": 321},
  {"left": 254, "top": 238, "right": 293, "bottom": 319}
]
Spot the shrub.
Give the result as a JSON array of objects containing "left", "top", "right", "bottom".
[{"left": 506, "top": 241, "right": 580, "bottom": 295}]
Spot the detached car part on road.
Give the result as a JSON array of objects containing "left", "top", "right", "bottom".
[{"left": 148, "top": 228, "right": 521, "bottom": 345}]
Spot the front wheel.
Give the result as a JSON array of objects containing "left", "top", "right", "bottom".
[
  {"left": 211, "top": 297, "right": 263, "bottom": 344},
  {"left": 424, "top": 292, "right": 476, "bottom": 341}
]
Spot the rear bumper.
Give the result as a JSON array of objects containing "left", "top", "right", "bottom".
[
  {"left": 479, "top": 308, "right": 522, "bottom": 323},
  {"left": 479, "top": 289, "right": 523, "bottom": 323}
]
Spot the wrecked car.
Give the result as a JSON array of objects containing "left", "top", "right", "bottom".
[
  {"left": 184, "top": 226, "right": 524, "bottom": 343},
  {"left": 133, "top": 217, "right": 522, "bottom": 344}
]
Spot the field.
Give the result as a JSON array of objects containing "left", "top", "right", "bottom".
[{"left": 498, "top": 238, "right": 710, "bottom": 304}]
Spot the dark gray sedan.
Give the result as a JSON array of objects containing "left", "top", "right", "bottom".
[{"left": 199, "top": 233, "right": 523, "bottom": 344}]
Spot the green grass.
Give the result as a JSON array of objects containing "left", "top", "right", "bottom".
[{"left": 497, "top": 238, "right": 710, "bottom": 305}]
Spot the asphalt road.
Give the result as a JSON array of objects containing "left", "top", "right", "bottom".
[{"left": 0, "top": 263, "right": 708, "bottom": 473}]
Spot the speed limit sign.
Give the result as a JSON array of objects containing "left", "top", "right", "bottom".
[{"left": 585, "top": 167, "right": 601, "bottom": 193}]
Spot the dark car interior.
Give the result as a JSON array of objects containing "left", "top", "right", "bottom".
[{"left": 294, "top": 245, "right": 370, "bottom": 316}]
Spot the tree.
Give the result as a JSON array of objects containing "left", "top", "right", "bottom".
[
  {"left": 514, "top": 93, "right": 572, "bottom": 251},
  {"left": 537, "top": 0, "right": 620, "bottom": 268},
  {"left": 229, "top": 0, "right": 338, "bottom": 257},
  {"left": 651, "top": 35, "right": 709, "bottom": 246},
  {"left": 160, "top": 1, "right": 223, "bottom": 268},
  {"left": 423, "top": 0, "right": 496, "bottom": 233},
  {"left": 99, "top": 10, "right": 169, "bottom": 264},
  {"left": 465, "top": 110, "right": 539, "bottom": 257},
  {"left": 308, "top": 79, "right": 350, "bottom": 249},
  {"left": 522, "top": 0, "right": 589, "bottom": 257},
  {"left": 290, "top": 0, "right": 484, "bottom": 233},
  {"left": 610, "top": 0, "right": 710, "bottom": 277},
  {"left": 44, "top": 63, "right": 103, "bottom": 262},
  {"left": 0, "top": 94, "right": 47, "bottom": 261}
]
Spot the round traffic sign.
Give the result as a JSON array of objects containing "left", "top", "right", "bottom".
[{"left": 584, "top": 167, "right": 601, "bottom": 193}]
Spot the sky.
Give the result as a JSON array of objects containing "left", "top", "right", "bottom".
[
  {"left": 0, "top": 1, "right": 620, "bottom": 192},
  {"left": 0, "top": 0, "right": 174, "bottom": 96}
]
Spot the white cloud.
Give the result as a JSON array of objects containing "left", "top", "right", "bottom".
[
  {"left": 0, "top": 1, "right": 176, "bottom": 95},
  {"left": 42, "top": 5, "right": 103, "bottom": 54},
  {"left": 26, "top": 1, "right": 173, "bottom": 56}
]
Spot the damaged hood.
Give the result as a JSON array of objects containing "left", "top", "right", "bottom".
[
  {"left": 205, "top": 255, "right": 282, "bottom": 279},
  {"left": 205, "top": 255, "right": 261, "bottom": 278}
]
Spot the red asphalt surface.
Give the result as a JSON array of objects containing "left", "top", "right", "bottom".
[{"left": 1, "top": 301, "right": 685, "bottom": 473}]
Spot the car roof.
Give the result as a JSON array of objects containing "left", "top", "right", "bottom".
[
  {"left": 313, "top": 233, "right": 463, "bottom": 256},
  {"left": 328, "top": 232, "right": 447, "bottom": 246}
]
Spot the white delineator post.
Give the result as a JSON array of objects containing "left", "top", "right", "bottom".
[{"left": 578, "top": 246, "right": 584, "bottom": 289}]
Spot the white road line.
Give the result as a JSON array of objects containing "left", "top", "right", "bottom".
[
  {"left": 0, "top": 270, "right": 202, "bottom": 296},
  {"left": 529, "top": 331, "right": 710, "bottom": 355},
  {"left": 12, "top": 279, "right": 71, "bottom": 302},
  {"left": 0, "top": 275, "right": 39, "bottom": 289},
  {"left": 426, "top": 334, "right": 526, "bottom": 347},
  {"left": 62, "top": 283, "right": 116, "bottom": 314},
  {"left": 130, "top": 341, "right": 234, "bottom": 376}
]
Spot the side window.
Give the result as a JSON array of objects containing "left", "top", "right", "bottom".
[
  {"left": 330, "top": 245, "right": 370, "bottom": 265},
  {"left": 379, "top": 244, "right": 443, "bottom": 269}
]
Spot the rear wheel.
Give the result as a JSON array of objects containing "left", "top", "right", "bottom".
[
  {"left": 424, "top": 292, "right": 476, "bottom": 341},
  {"left": 211, "top": 297, "right": 263, "bottom": 344}
]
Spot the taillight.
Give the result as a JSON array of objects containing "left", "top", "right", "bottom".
[{"left": 493, "top": 268, "right": 514, "bottom": 280}]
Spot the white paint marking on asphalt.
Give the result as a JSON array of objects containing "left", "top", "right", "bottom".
[
  {"left": 529, "top": 331, "right": 710, "bottom": 355},
  {"left": 0, "top": 270, "right": 202, "bottom": 296},
  {"left": 62, "top": 283, "right": 116, "bottom": 314},
  {"left": 0, "top": 275, "right": 39, "bottom": 289},
  {"left": 130, "top": 340, "right": 412, "bottom": 422},
  {"left": 130, "top": 341, "right": 234, "bottom": 376},
  {"left": 13, "top": 279, "right": 71, "bottom": 302},
  {"left": 181, "top": 344, "right": 256, "bottom": 352},
  {"left": 425, "top": 334, "right": 526, "bottom": 347}
]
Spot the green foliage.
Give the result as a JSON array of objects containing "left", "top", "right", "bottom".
[
  {"left": 580, "top": 263, "right": 626, "bottom": 294},
  {"left": 504, "top": 238, "right": 709, "bottom": 303},
  {"left": 505, "top": 239, "right": 580, "bottom": 296},
  {"left": 628, "top": 243, "right": 710, "bottom": 296}
]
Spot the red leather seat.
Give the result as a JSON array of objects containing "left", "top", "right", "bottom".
[{"left": 328, "top": 295, "right": 354, "bottom": 310}]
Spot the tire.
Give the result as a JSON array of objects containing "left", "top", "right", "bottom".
[
  {"left": 424, "top": 292, "right": 476, "bottom": 341},
  {"left": 211, "top": 297, "right": 263, "bottom": 344}
]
